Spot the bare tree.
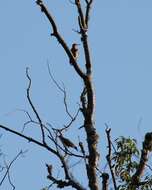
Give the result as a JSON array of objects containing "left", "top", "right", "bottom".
[{"left": 0, "top": 1, "right": 152, "bottom": 190}]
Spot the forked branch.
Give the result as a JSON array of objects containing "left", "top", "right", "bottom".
[
  {"left": 26, "top": 68, "right": 46, "bottom": 144},
  {"left": 36, "top": 0, "right": 86, "bottom": 80},
  {"left": 0, "top": 150, "right": 23, "bottom": 188}
]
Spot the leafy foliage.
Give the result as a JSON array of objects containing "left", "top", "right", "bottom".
[{"left": 112, "top": 137, "right": 152, "bottom": 190}]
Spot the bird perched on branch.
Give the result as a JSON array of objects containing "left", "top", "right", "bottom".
[
  {"left": 70, "top": 43, "right": 79, "bottom": 64},
  {"left": 59, "top": 134, "right": 77, "bottom": 150}
]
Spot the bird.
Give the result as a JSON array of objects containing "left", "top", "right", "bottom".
[
  {"left": 59, "top": 134, "right": 77, "bottom": 150},
  {"left": 70, "top": 43, "right": 79, "bottom": 64}
]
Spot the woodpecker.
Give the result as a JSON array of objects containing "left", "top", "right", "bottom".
[
  {"left": 70, "top": 43, "right": 79, "bottom": 64},
  {"left": 59, "top": 134, "right": 77, "bottom": 150}
]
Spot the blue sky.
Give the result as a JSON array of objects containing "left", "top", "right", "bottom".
[{"left": 0, "top": 0, "right": 152, "bottom": 189}]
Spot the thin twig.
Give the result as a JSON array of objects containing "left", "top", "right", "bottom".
[
  {"left": 26, "top": 68, "right": 46, "bottom": 145},
  {"left": 0, "top": 151, "right": 23, "bottom": 187},
  {"left": 47, "top": 63, "right": 81, "bottom": 131},
  {"left": 0, "top": 124, "right": 57, "bottom": 155},
  {"left": 7, "top": 170, "right": 15, "bottom": 190},
  {"left": 16, "top": 109, "right": 33, "bottom": 121},
  {"left": 61, "top": 108, "right": 80, "bottom": 131},
  {"left": 47, "top": 62, "right": 64, "bottom": 93},
  {"left": 47, "top": 63, "right": 74, "bottom": 120}
]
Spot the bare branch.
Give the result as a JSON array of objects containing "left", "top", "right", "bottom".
[
  {"left": 85, "top": 0, "right": 93, "bottom": 27},
  {"left": 75, "top": 0, "right": 86, "bottom": 29},
  {"left": 16, "top": 109, "right": 33, "bottom": 121},
  {"left": 105, "top": 127, "right": 117, "bottom": 190},
  {"left": 47, "top": 63, "right": 73, "bottom": 120},
  {"left": 36, "top": 0, "right": 86, "bottom": 80},
  {"left": 36, "top": 1, "right": 98, "bottom": 189},
  {"left": 0, "top": 123, "right": 85, "bottom": 189},
  {"left": 7, "top": 170, "right": 15, "bottom": 190},
  {"left": 47, "top": 63, "right": 81, "bottom": 131},
  {"left": 56, "top": 152, "right": 86, "bottom": 190},
  {"left": 26, "top": 68, "right": 46, "bottom": 145},
  {"left": 0, "top": 124, "right": 57, "bottom": 155},
  {"left": 0, "top": 150, "right": 23, "bottom": 187},
  {"left": 47, "top": 174, "right": 84, "bottom": 189},
  {"left": 75, "top": 2, "right": 92, "bottom": 75},
  {"left": 46, "top": 162, "right": 85, "bottom": 190},
  {"left": 60, "top": 108, "right": 80, "bottom": 132},
  {"left": 47, "top": 63, "right": 64, "bottom": 93}
]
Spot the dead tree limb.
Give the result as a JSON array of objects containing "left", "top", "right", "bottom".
[
  {"left": 36, "top": 1, "right": 99, "bottom": 189},
  {"left": 105, "top": 127, "right": 117, "bottom": 190}
]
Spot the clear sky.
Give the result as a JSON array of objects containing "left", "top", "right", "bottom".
[{"left": 0, "top": 0, "right": 152, "bottom": 189}]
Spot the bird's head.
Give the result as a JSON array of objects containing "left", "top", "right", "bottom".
[{"left": 72, "top": 43, "right": 80, "bottom": 48}]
